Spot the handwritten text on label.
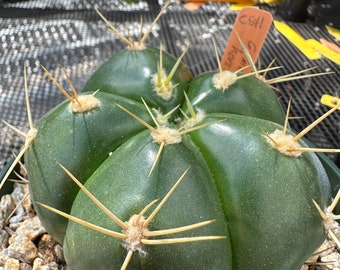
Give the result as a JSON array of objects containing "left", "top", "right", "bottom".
[{"left": 221, "top": 7, "right": 273, "bottom": 72}]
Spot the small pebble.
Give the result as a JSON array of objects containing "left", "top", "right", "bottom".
[
  {"left": 32, "top": 258, "right": 60, "bottom": 270},
  {"left": 54, "top": 244, "right": 65, "bottom": 264},
  {"left": 19, "top": 262, "right": 32, "bottom": 270},
  {"left": 15, "top": 216, "right": 46, "bottom": 241},
  {"left": 0, "top": 229, "right": 9, "bottom": 249},
  {"left": 7, "top": 234, "right": 38, "bottom": 263},
  {"left": 0, "top": 195, "right": 15, "bottom": 228},
  {"left": 4, "top": 258, "right": 20, "bottom": 270},
  {"left": 0, "top": 251, "right": 10, "bottom": 266},
  {"left": 37, "top": 234, "right": 61, "bottom": 264},
  {"left": 320, "top": 252, "right": 340, "bottom": 268},
  {"left": 9, "top": 184, "right": 27, "bottom": 224}
]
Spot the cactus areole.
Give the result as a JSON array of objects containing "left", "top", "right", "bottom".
[{"left": 24, "top": 42, "right": 333, "bottom": 270}]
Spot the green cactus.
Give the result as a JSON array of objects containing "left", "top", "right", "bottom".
[
  {"left": 1, "top": 3, "right": 339, "bottom": 270},
  {"left": 24, "top": 48, "right": 339, "bottom": 269}
]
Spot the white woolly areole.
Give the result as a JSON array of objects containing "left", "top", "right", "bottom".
[
  {"left": 181, "top": 109, "right": 205, "bottom": 130},
  {"left": 122, "top": 215, "right": 149, "bottom": 253},
  {"left": 154, "top": 109, "right": 170, "bottom": 126},
  {"left": 324, "top": 206, "right": 340, "bottom": 231},
  {"left": 151, "top": 69, "right": 173, "bottom": 101},
  {"left": 265, "top": 129, "right": 302, "bottom": 157},
  {"left": 151, "top": 126, "right": 182, "bottom": 145},
  {"left": 212, "top": 71, "right": 237, "bottom": 91},
  {"left": 26, "top": 128, "right": 38, "bottom": 148},
  {"left": 128, "top": 41, "right": 146, "bottom": 51},
  {"left": 69, "top": 95, "right": 99, "bottom": 113}
]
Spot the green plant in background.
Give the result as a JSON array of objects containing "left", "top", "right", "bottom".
[{"left": 1, "top": 2, "right": 340, "bottom": 270}]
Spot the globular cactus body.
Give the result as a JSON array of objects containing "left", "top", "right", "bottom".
[
  {"left": 21, "top": 14, "right": 337, "bottom": 270},
  {"left": 25, "top": 46, "right": 192, "bottom": 244},
  {"left": 185, "top": 71, "right": 286, "bottom": 123},
  {"left": 25, "top": 92, "right": 152, "bottom": 242},
  {"left": 63, "top": 113, "right": 331, "bottom": 269},
  {"left": 83, "top": 47, "right": 192, "bottom": 111},
  {"left": 64, "top": 130, "right": 233, "bottom": 269}
]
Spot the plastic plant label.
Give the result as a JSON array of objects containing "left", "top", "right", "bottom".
[
  {"left": 321, "top": 94, "right": 340, "bottom": 110},
  {"left": 184, "top": 3, "right": 203, "bottom": 11},
  {"left": 221, "top": 7, "right": 273, "bottom": 71},
  {"left": 320, "top": 38, "right": 340, "bottom": 54}
]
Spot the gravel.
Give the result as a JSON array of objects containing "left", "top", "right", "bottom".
[{"left": 0, "top": 179, "right": 66, "bottom": 270}]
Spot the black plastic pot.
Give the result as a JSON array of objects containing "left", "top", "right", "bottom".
[{"left": 279, "top": 0, "right": 312, "bottom": 22}]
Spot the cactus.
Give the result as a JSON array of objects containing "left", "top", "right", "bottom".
[
  {"left": 27, "top": 65, "right": 339, "bottom": 269},
  {"left": 1, "top": 3, "right": 340, "bottom": 270}
]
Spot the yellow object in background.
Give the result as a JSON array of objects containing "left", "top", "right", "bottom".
[
  {"left": 274, "top": 20, "right": 321, "bottom": 59},
  {"left": 184, "top": 1, "right": 257, "bottom": 11},
  {"left": 182, "top": 0, "right": 257, "bottom": 3},
  {"left": 326, "top": 25, "right": 340, "bottom": 40},
  {"left": 229, "top": 0, "right": 281, "bottom": 10},
  {"left": 184, "top": 0, "right": 281, "bottom": 11},
  {"left": 260, "top": 0, "right": 281, "bottom": 3},
  {"left": 274, "top": 20, "right": 340, "bottom": 64},
  {"left": 229, "top": 3, "right": 255, "bottom": 10},
  {"left": 321, "top": 94, "right": 340, "bottom": 110},
  {"left": 306, "top": 39, "right": 340, "bottom": 65},
  {"left": 320, "top": 38, "right": 340, "bottom": 54},
  {"left": 182, "top": 0, "right": 280, "bottom": 2}
]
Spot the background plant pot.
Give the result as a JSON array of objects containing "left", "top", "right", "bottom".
[{"left": 279, "top": 0, "right": 312, "bottom": 22}]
